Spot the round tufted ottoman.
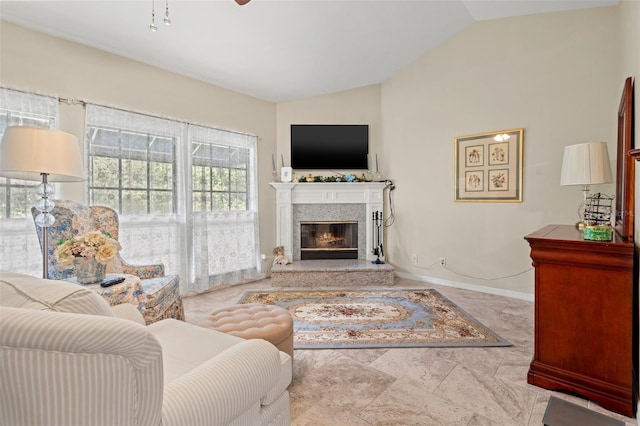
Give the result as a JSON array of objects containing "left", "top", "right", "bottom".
[{"left": 199, "top": 303, "right": 294, "bottom": 362}]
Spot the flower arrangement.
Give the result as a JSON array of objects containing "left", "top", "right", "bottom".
[{"left": 55, "top": 230, "right": 121, "bottom": 268}]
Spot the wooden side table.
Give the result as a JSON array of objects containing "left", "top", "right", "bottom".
[{"left": 525, "top": 224, "right": 637, "bottom": 417}]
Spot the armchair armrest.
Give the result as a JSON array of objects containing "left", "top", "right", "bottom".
[
  {"left": 121, "top": 260, "right": 165, "bottom": 279},
  {"left": 161, "top": 339, "right": 282, "bottom": 426},
  {"left": 106, "top": 254, "right": 165, "bottom": 279}
]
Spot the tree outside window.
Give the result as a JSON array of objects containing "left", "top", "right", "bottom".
[{"left": 88, "top": 127, "right": 176, "bottom": 214}]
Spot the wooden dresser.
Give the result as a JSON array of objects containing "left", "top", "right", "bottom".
[{"left": 525, "top": 224, "right": 637, "bottom": 417}]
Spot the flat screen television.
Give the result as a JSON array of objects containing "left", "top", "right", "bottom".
[{"left": 291, "top": 124, "right": 369, "bottom": 170}]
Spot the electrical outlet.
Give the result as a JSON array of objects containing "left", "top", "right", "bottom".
[
  {"left": 411, "top": 253, "right": 418, "bottom": 264},
  {"left": 439, "top": 257, "right": 446, "bottom": 266}
]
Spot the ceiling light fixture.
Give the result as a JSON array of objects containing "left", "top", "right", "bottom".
[
  {"left": 164, "top": 0, "right": 171, "bottom": 26},
  {"left": 150, "top": 0, "right": 158, "bottom": 32},
  {"left": 150, "top": 0, "right": 249, "bottom": 31}
]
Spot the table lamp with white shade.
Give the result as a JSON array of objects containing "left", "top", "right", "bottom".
[
  {"left": 0, "top": 126, "right": 85, "bottom": 278},
  {"left": 560, "top": 141, "right": 613, "bottom": 230}
]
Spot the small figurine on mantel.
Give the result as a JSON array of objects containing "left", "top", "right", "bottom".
[{"left": 273, "top": 246, "right": 291, "bottom": 265}]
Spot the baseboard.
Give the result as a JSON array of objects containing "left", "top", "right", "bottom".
[{"left": 394, "top": 271, "right": 534, "bottom": 302}]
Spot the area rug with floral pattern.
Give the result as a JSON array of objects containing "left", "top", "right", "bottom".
[{"left": 237, "top": 289, "right": 511, "bottom": 349}]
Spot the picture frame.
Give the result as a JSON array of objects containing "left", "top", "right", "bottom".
[
  {"left": 281, "top": 166, "right": 293, "bottom": 182},
  {"left": 454, "top": 128, "right": 523, "bottom": 202}
]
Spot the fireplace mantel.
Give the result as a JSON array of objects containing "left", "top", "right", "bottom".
[{"left": 270, "top": 182, "right": 387, "bottom": 261}]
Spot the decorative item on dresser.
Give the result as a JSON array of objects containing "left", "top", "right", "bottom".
[
  {"left": 559, "top": 141, "right": 613, "bottom": 230},
  {"left": 525, "top": 77, "right": 637, "bottom": 418}
]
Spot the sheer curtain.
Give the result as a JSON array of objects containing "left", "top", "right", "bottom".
[
  {"left": 188, "top": 125, "right": 260, "bottom": 293},
  {"left": 85, "top": 105, "right": 189, "bottom": 290},
  {"left": 86, "top": 105, "right": 260, "bottom": 295},
  {"left": 0, "top": 88, "right": 58, "bottom": 275}
]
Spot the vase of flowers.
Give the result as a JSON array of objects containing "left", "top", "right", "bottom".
[
  {"left": 72, "top": 256, "right": 107, "bottom": 284},
  {"left": 55, "top": 230, "right": 121, "bottom": 284}
]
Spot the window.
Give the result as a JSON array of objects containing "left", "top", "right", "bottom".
[
  {"left": 192, "top": 141, "right": 249, "bottom": 211},
  {"left": 189, "top": 125, "right": 259, "bottom": 292},
  {"left": 88, "top": 127, "right": 176, "bottom": 214},
  {"left": 86, "top": 105, "right": 179, "bottom": 215},
  {"left": 85, "top": 105, "right": 260, "bottom": 294}
]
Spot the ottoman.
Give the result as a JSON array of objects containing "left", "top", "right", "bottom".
[{"left": 200, "top": 303, "right": 294, "bottom": 362}]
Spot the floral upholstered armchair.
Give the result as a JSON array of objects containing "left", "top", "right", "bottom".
[
  {"left": 32, "top": 200, "right": 184, "bottom": 323},
  {"left": 32, "top": 200, "right": 162, "bottom": 280}
]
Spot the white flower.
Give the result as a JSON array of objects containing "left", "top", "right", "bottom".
[{"left": 54, "top": 231, "right": 121, "bottom": 266}]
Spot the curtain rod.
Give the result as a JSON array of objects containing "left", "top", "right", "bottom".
[
  {"left": 58, "top": 97, "right": 86, "bottom": 107},
  {"left": 1, "top": 87, "right": 258, "bottom": 139}
]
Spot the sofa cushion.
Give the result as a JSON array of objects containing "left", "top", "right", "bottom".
[
  {"left": 148, "top": 318, "right": 247, "bottom": 383},
  {"left": 149, "top": 318, "right": 292, "bottom": 409},
  {"left": 0, "top": 271, "right": 113, "bottom": 317}
]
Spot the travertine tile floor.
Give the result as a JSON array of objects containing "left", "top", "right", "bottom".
[{"left": 183, "top": 276, "right": 636, "bottom": 426}]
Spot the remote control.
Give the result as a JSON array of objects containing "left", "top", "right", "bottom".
[{"left": 100, "top": 277, "right": 126, "bottom": 288}]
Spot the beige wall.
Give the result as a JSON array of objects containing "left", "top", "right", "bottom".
[
  {"left": 380, "top": 6, "right": 621, "bottom": 296},
  {"left": 274, "top": 6, "right": 624, "bottom": 297},
  {"left": 0, "top": 20, "right": 278, "bottom": 260}
]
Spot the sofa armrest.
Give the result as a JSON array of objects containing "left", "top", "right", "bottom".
[
  {"left": 0, "top": 307, "right": 163, "bottom": 426},
  {"left": 161, "top": 339, "right": 282, "bottom": 426},
  {"left": 0, "top": 307, "right": 158, "bottom": 361},
  {"left": 110, "top": 302, "right": 147, "bottom": 325}
]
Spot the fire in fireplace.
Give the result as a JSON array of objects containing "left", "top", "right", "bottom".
[{"left": 300, "top": 221, "right": 358, "bottom": 260}]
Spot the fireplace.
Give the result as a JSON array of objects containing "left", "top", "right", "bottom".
[
  {"left": 300, "top": 221, "right": 358, "bottom": 260},
  {"left": 270, "top": 182, "right": 386, "bottom": 261}
]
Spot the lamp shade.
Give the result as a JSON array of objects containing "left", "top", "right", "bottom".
[
  {"left": 0, "top": 126, "right": 84, "bottom": 182},
  {"left": 560, "top": 142, "right": 612, "bottom": 186}
]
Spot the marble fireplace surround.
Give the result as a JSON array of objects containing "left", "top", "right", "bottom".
[{"left": 270, "top": 182, "right": 386, "bottom": 261}]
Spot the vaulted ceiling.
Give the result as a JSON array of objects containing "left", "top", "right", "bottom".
[{"left": 0, "top": 1, "right": 618, "bottom": 102}]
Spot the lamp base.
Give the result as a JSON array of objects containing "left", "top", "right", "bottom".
[{"left": 35, "top": 173, "right": 55, "bottom": 279}]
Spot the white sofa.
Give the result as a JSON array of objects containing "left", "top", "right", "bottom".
[{"left": 0, "top": 271, "right": 291, "bottom": 426}]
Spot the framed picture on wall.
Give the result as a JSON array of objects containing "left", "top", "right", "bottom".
[{"left": 454, "top": 128, "right": 523, "bottom": 202}]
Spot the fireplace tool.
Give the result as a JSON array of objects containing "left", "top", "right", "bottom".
[{"left": 371, "top": 211, "right": 384, "bottom": 264}]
